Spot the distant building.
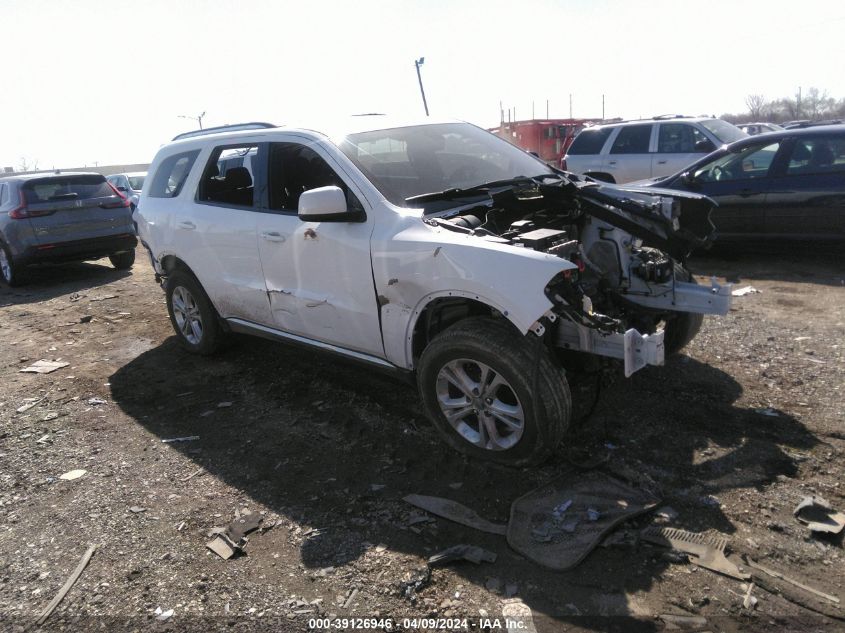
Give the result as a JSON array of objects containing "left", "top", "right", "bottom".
[{"left": 490, "top": 118, "right": 614, "bottom": 167}]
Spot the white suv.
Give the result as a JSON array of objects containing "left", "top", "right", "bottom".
[
  {"left": 563, "top": 116, "right": 747, "bottom": 184},
  {"left": 136, "top": 117, "right": 731, "bottom": 465}
]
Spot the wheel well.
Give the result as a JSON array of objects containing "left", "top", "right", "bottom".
[
  {"left": 584, "top": 172, "right": 616, "bottom": 183},
  {"left": 411, "top": 297, "right": 501, "bottom": 362},
  {"left": 160, "top": 255, "right": 191, "bottom": 275}
]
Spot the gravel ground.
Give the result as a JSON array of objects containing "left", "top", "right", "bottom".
[{"left": 0, "top": 244, "right": 843, "bottom": 633}]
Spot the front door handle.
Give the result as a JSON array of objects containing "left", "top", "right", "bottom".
[
  {"left": 657, "top": 160, "right": 668, "bottom": 165},
  {"left": 261, "top": 231, "right": 286, "bottom": 243},
  {"left": 177, "top": 221, "right": 196, "bottom": 230},
  {"left": 608, "top": 160, "right": 617, "bottom": 165}
]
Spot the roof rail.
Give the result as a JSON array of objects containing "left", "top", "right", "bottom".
[
  {"left": 172, "top": 122, "right": 276, "bottom": 141},
  {"left": 652, "top": 114, "right": 691, "bottom": 120}
]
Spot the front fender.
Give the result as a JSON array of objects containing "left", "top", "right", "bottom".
[{"left": 373, "top": 220, "right": 576, "bottom": 368}]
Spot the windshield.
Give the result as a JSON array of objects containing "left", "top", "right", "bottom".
[
  {"left": 128, "top": 175, "right": 145, "bottom": 190},
  {"left": 699, "top": 119, "right": 747, "bottom": 145},
  {"left": 338, "top": 122, "right": 554, "bottom": 208}
]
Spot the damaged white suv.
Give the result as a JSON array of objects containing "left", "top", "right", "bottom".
[{"left": 136, "top": 117, "right": 731, "bottom": 465}]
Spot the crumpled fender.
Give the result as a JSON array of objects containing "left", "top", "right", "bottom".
[{"left": 372, "top": 219, "right": 576, "bottom": 369}]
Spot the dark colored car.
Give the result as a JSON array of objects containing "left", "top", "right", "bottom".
[
  {"left": 0, "top": 172, "right": 137, "bottom": 286},
  {"left": 633, "top": 125, "right": 845, "bottom": 240}
]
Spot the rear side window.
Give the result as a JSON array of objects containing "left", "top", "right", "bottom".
[
  {"left": 567, "top": 127, "right": 613, "bottom": 155},
  {"left": 786, "top": 136, "right": 845, "bottom": 176},
  {"left": 198, "top": 145, "right": 258, "bottom": 208},
  {"left": 148, "top": 150, "right": 200, "bottom": 198},
  {"left": 610, "top": 125, "right": 652, "bottom": 154},
  {"left": 657, "top": 123, "right": 711, "bottom": 153},
  {"left": 22, "top": 175, "right": 113, "bottom": 203},
  {"left": 0, "top": 183, "right": 7, "bottom": 206}
]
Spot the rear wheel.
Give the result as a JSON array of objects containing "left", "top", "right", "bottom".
[
  {"left": 0, "top": 243, "right": 23, "bottom": 287},
  {"left": 165, "top": 269, "right": 224, "bottom": 355},
  {"left": 109, "top": 249, "right": 135, "bottom": 270},
  {"left": 663, "top": 264, "right": 704, "bottom": 355},
  {"left": 417, "top": 317, "right": 570, "bottom": 466}
]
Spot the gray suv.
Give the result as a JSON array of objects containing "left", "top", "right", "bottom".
[
  {"left": 0, "top": 172, "right": 137, "bottom": 286},
  {"left": 563, "top": 116, "right": 747, "bottom": 184}
]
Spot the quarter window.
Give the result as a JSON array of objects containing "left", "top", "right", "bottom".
[
  {"left": 694, "top": 142, "right": 780, "bottom": 182},
  {"left": 610, "top": 125, "right": 652, "bottom": 154},
  {"left": 148, "top": 150, "right": 200, "bottom": 198}
]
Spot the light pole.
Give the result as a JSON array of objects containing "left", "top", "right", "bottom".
[
  {"left": 178, "top": 111, "right": 206, "bottom": 129},
  {"left": 414, "top": 57, "right": 429, "bottom": 116}
]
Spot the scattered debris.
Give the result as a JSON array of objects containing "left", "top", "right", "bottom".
[
  {"left": 16, "top": 397, "right": 45, "bottom": 413},
  {"left": 743, "top": 582, "right": 758, "bottom": 610},
  {"left": 398, "top": 567, "right": 431, "bottom": 601},
  {"left": 154, "top": 606, "right": 174, "bottom": 621},
  {"left": 427, "top": 544, "right": 497, "bottom": 567},
  {"left": 89, "top": 294, "right": 117, "bottom": 302},
  {"left": 342, "top": 588, "right": 359, "bottom": 609},
  {"left": 655, "top": 506, "right": 679, "bottom": 521},
  {"left": 59, "top": 469, "right": 86, "bottom": 481},
  {"left": 403, "top": 494, "right": 507, "bottom": 535},
  {"left": 206, "top": 511, "right": 264, "bottom": 560},
  {"left": 180, "top": 467, "right": 204, "bottom": 482},
  {"left": 42, "top": 411, "right": 59, "bottom": 421},
  {"left": 20, "top": 360, "right": 69, "bottom": 374},
  {"left": 641, "top": 526, "right": 749, "bottom": 580},
  {"left": 217, "top": 401, "right": 233, "bottom": 408},
  {"left": 161, "top": 435, "right": 200, "bottom": 444},
  {"left": 793, "top": 495, "right": 845, "bottom": 534},
  {"left": 658, "top": 613, "right": 707, "bottom": 630},
  {"left": 129, "top": 506, "right": 146, "bottom": 514},
  {"left": 746, "top": 557, "right": 840, "bottom": 604},
  {"left": 732, "top": 286, "right": 760, "bottom": 296},
  {"left": 754, "top": 407, "right": 782, "bottom": 417},
  {"left": 370, "top": 484, "right": 385, "bottom": 492},
  {"left": 508, "top": 471, "right": 659, "bottom": 571},
  {"left": 36, "top": 545, "right": 96, "bottom": 626},
  {"left": 87, "top": 397, "right": 107, "bottom": 406},
  {"left": 79, "top": 315, "right": 93, "bottom": 323}
]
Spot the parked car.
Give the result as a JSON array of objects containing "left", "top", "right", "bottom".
[
  {"left": 737, "top": 122, "right": 784, "bottom": 136},
  {"left": 631, "top": 125, "right": 845, "bottom": 240},
  {"left": 0, "top": 172, "right": 137, "bottom": 286},
  {"left": 563, "top": 116, "right": 747, "bottom": 184},
  {"left": 106, "top": 171, "right": 146, "bottom": 210},
  {"left": 136, "top": 118, "right": 731, "bottom": 465}
]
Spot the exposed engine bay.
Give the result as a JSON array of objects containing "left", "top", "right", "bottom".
[{"left": 425, "top": 175, "right": 732, "bottom": 373}]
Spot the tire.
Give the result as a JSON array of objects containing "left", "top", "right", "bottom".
[
  {"left": 663, "top": 264, "right": 704, "bottom": 355},
  {"left": 109, "top": 249, "right": 135, "bottom": 270},
  {"left": 165, "top": 269, "right": 224, "bottom": 355},
  {"left": 0, "top": 242, "right": 24, "bottom": 287},
  {"left": 417, "top": 317, "right": 571, "bottom": 467}
]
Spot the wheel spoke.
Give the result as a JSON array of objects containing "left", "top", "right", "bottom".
[
  {"left": 481, "top": 414, "right": 502, "bottom": 449},
  {"left": 481, "top": 372, "right": 507, "bottom": 400},
  {"left": 442, "top": 363, "right": 478, "bottom": 398},
  {"left": 443, "top": 404, "right": 474, "bottom": 424}
]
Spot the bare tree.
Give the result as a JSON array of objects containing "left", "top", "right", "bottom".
[
  {"left": 804, "top": 87, "right": 836, "bottom": 120},
  {"left": 745, "top": 94, "right": 769, "bottom": 120},
  {"left": 17, "top": 157, "right": 38, "bottom": 173}
]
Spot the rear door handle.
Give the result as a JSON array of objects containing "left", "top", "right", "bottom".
[
  {"left": 177, "top": 221, "right": 196, "bottom": 230},
  {"left": 608, "top": 160, "right": 617, "bottom": 165},
  {"left": 657, "top": 160, "right": 667, "bottom": 165},
  {"left": 261, "top": 231, "right": 286, "bottom": 243}
]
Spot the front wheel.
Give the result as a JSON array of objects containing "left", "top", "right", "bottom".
[
  {"left": 109, "top": 249, "right": 135, "bottom": 270},
  {"left": 417, "top": 317, "right": 570, "bottom": 466},
  {"left": 165, "top": 269, "right": 224, "bottom": 355}
]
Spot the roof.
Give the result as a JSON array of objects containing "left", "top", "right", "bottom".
[
  {"left": 0, "top": 171, "right": 104, "bottom": 182},
  {"left": 726, "top": 124, "right": 845, "bottom": 149}
]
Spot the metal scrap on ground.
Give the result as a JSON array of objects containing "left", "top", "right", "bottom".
[
  {"left": 793, "top": 495, "right": 845, "bottom": 535},
  {"left": 403, "top": 494, "right": 508, "bottom": 535},
  {"left": 427, "top": 544, "right": 497, "bottom": 567},
  {"left": 746, "top": 557, "right": 840, "bottom": 605},
  {"left": 641, "top": 526, "right": 750, "bottom": 580},
  {"left": 36, "top": 545, "right": 96, "bottom": 625},
  {"left": 206, "top": 511, "right": 264, "bottom": 560},
  {"left": 732, "top": 286, "right": 760, "bottom": 296}
]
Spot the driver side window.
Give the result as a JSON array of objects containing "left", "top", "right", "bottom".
[{"left": 694, "top": 142, "right": 780, "bottom": 183}]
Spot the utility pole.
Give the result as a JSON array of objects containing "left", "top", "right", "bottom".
[
  {"left": 179, "top": 111, "right": 206, "bottom": 129},
  {"left": 414, "top": 57, "right": 429, "bottom": 116},
  {"left": 602, "top": 94, "right": 605, "bottom": 120},
  {"left": 546, "top": 99, "right": 549, "bottom": 118},
  {"left": 569, "top": 94, "right": 572, "bottom": 118}
]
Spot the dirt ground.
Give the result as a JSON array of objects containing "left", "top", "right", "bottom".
[{"left": 0, "top": 243, "right": 843, "bottom": 633}]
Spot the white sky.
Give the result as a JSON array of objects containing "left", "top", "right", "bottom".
[{"left": 2, "top": 0, "right": 844, "bottom": 169}]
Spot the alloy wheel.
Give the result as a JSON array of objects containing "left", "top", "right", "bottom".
[
  {"left": 171, "top": 286, "right": 203, "bottom": 344},
  {"left": 435, "top": 358, "right": 525, "bottom": 450}
]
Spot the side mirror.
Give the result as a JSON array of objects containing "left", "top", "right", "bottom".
[
  {"left": 680, "top": 171, "right": 697, "bottom": 186},
  {"left": 298, "top": 186, "right": 365, "bottom": 223},
  {"left": 694, "top": 139, "right": 716, "bottom": 153}
]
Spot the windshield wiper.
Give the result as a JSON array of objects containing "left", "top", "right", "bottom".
[
  {"left": 405, "top": 174, "right": 562, "bottom": 204},
  {"left": 48, "top": 193, "right": 79, "bottom": 201}
]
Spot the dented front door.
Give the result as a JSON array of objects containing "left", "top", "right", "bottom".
[{"left": 255, "top": 140, "right": 384, "bottom": 357}]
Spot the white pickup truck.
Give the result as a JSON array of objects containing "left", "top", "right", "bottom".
[{"left": 136, "top": 117, "right": 731, "bottom": 465}]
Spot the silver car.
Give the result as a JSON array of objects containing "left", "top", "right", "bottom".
[
  {"left": 106, "top": 171, "right": 146, "bottom": 210},
  {"left": 0, "top": 172, "right": 137, "bottom": 286},
  {"left": 563, "top": 116, "right": 747, "bottom": 184}
]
